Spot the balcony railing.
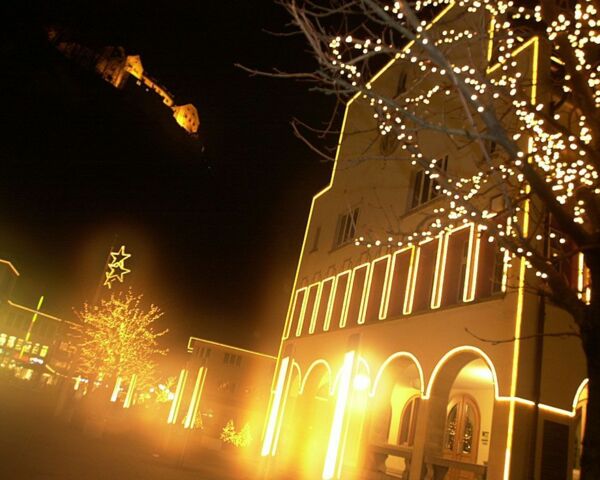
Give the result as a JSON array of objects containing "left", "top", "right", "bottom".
[
  {"left": 363, "top": 442, "right": 413, "bottom": 479},
  {"left": 422, "top": 455, "right": 487, "bottom": 480}
]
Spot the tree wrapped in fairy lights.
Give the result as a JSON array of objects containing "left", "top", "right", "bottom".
[
  {"left": 75, "top": 289, "right": 168, "bottom": 393},
  {"left": 270, "top": 0, "right": 600, "bottom": 476}
]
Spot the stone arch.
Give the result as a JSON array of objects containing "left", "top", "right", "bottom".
[
  {"left": 300, "top": 359, "right": 333, "bottom": 395},
  {"left": 422, "top": 346, "right": 498, "bottom": 468}
]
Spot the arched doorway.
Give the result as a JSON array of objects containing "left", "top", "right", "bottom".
[
  {"left": 368, "top": 354, "right": 423, "bottom": 477},
  {"left": 425, "top": 351, "right": 496, "bottom": 479},
  {"left": 443, "top": 394, "right": 480, "bottom": 478}
]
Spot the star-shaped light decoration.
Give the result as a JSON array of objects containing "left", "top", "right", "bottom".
[{"left": 103, "top": 245, "right": 132, "bottom": 289}]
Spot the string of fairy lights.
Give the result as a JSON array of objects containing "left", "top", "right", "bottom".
[{"left": 322, "top": 0, "right": 598, "bottom": 291}]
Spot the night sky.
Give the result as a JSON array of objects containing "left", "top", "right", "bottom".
[{"left": 0, "top": 2, "right": 337, "bottom": 357}]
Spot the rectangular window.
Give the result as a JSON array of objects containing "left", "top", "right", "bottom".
[
  {"left": 364, "top": 256, "right": 391, "bottom": 323},
  {"left": 441, "top": 228, "right": 470, "bottom": 307},
  {"left": 316, "top": 278, "right": 334, "bottom": 332},
  {"left": 284, "top": 288, "right": 306, "bottom": 339},
  {"left": 297, "top": 284, "right": 319, "bottom": 337},
  {"left": 412, "top": 240, "right": 438, "bottom": 312},
  {"left": 491, "top": 250, "right": 505, "bottom": 294},
  {"left": 386, "top": 249, "right": 413, "bottom": 318},
  {"left": 344, "top": 264, "right": 370, "bottom": 327},
  {"left": 334, "top": 208, "right": 359, "bottom": 248},
  {"left": 224, "top": 353, "right": 230, "bottom": 364},
  {"left": 310, "top": 227, "right": 321, "bottom": 253},
  {"left": 329, "top": 271, "right": 350, "bottom": 330},
  {"left": 410, "top": 155, "right": 448, "bottom": 210}
]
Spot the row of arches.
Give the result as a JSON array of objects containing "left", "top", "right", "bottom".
[{"left": 272, "top": 347, "right": 588, "bottom": 479}]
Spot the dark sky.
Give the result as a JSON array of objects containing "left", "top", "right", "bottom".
[{"left": 0, "top": 1, "right": 336, "bottom": 357}]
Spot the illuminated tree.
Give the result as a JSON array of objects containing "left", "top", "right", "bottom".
[
  {"left": 220, "top": 419, "right": 253, "bottom": 447},
  {"left": 268, "top": 0, "right": 600, "bottom": 476},
  {"left": 75, "top": 289, "right": 168, "bottom": 393}
]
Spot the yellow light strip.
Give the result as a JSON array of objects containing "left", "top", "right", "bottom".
[
  {"left": 309, "top": 282, "right": 324, "bottom": 334},
  {"left": 357, "top": 265, "right": 372, "bottom": 325},
  {"left": 377, "top": 255, "right": 392, "bottom": 320},
  {"left": 323, "top": 350, "right": 355, "bottom": 480},
  {"left": 300, "top": 359, "right": 333, "bottom": 395},
  {"left": 261, "top": 356, "right": 290, "bottom": 456},
  {"left": 322, "top": 277, "right": 336, "bottom": 332},
  {"left": 184, "top": 366, "right": 207, "bottom": 429},
  {"left": 335, "top": 270, "right": 352, "bottom": 329},
  {"left": 369, "top": 351, "right": 425, "bottom": 397},
  {"left": 403, "top": 246, "right": 420, "bottom": 315},
  {"left": 167, "top": 368, "right": 188, "bottom": 425},
  {"left": 461, "top": 224, "right": 476, "bottom": 303},
  {"left": 538, "top": 403, "right": 576, "bottom": 417},
  {"left": 271, "top": 360, "right": 296, "bottom": 456},
  {"left": 424, "top": 345, "right": 500, "bottom": 399},
  {"left": 431, "top": 233, "right": 449, "bottom": 309},
  {"left": 0, "top": 259, "right": 19, "bottom": 276},
  {"left": 487, "top": 16, "right": 496, "bottom": 63},
  {"left": 284, "top": 288, "right": 305, "bottom": 340},
  {"left": 577, "top": 253, "right": 585, "bottom": 299},
  {"left": 487, "top": 36, "right": 539, "bottom": 75},
  {"left": 381, "top": 247, "right": 411, "bottom": 318},
  {"left": 573, "top": 378, "right": 589, "bottom": 409},
  {"left": 8, "top": 300, "right": 75, "bottom": 325},
  {"left": 123, "top": 374, "right": 137, "bottom": 409},
  {"left": 186, "top": 337, "right": 276, "bottom": 359},
  {"left": 296, "top": 284, "right": 313, "bottom": 337},
  {"left": 465, "top": 227, "right": 482, "bottom": 302},
  {"left": 363, "top": 2, "right": 456, "bottom": 91},
  {"left": 110, "top": 376, "right": 122, "bottom": 403}
]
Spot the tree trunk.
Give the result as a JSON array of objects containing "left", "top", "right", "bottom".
[{"left": 580, "top": 303, "right": 600, "bottom": 480}]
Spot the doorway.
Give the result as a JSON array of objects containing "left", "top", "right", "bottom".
[{"left": 443, "top": 394, "right": 480, "bottom": 480}]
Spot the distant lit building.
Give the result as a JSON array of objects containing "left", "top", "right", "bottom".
[
  {"left": 51, "top": 33, "right": 200, "bottom": 135},
  {"left": 169, "top": 337, "right": 275, "bottom": 443},
  {"left": 260, "top": 5, "right": 587, "bottom": 480},
  {"left": 0, "top": 259, "right": 78, "bottom": 384}
]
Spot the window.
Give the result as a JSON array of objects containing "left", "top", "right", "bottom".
[
  {"left": 310, "top": 226, "right": 321, "bottom": 252},
  {"left": 491, "top": 250, "right": 505, "bottom": 294},
  {"left": 334, "top": 208, "right": 359, "bottom": 248},
  {"left": 410, "top": 155, "right": 448, "bottom": 210},
  {"left": 398, "top": 396, "right": 420, "bottom": 446},
  {"left": 224, "top": 353, "right": 230, "bottom": 364}
]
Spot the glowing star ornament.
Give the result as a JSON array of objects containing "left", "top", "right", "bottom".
[{"left": 104, "top": 245, "right": 132, "bottom": 289}]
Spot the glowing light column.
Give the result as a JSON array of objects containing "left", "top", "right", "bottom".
[
  {"left": 167, "top": 368, "right": 188, "bottom": 424},
  {"left": 123, "top": 374, "right": 137, "bottom": 408},
  {"left": 110, "top": 377, "right": 122, "bottom": 402},
  {"left": 323, "top": 350, "right": 355, "bottom": 480},
  {"left": 261, "top": 356, "right": 290, "bottom": 456},
  {"left": 183, "top": 367, "right": 207, "bottom": 429}
]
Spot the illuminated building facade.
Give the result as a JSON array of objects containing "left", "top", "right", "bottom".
[
  {"left": 261, "top": 5, "right": 588, "bottom": 480},
  {"left": 0, "top": 259, "right": 78, "bottom": 384},
  {"left": 168, "top": 337, "right": 275, "bottom": 444}
]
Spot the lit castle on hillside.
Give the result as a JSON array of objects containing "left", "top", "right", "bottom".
[{"left": 47, "top": 29, "right": 200, "bottom": 135}]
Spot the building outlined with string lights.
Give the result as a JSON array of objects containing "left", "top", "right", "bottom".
[{"left": 259, "top": 3, "right": 588, "bottom": 480}]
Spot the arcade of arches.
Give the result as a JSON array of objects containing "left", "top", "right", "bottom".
[{"left": 266, "top": 350, "right": 587, "bottom": 480}]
